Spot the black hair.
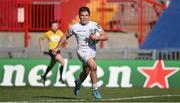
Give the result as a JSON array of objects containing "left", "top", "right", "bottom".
[
  {"left": 49, "top": 20, "right": 58, "bottom": 27},
  {"left": 79, "top": 6, "right": 90, "bottom": 16}
]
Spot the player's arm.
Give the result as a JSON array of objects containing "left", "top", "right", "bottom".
[
  {"left": 99, "top": 30, "right": 108, "bottom": 41},
  {"left": 57, "top": 35, "right": 67, "bottom": 49},
  {"left": 39, "top": 32, "right": 49, "bottom": 55},
  {"left": 55, "top": 32, "right": 73, "bottom": 48},
  {"left": 38, "top": 36, "right": 45, "bottom": 53},
  {"left": 52, "top": 35, "right": 67, "bottom": 54},
  {"left": 90, "top": 23, "right": 108, "bottom": 41},
  {"left": 52, "top": 26, "right": 74, "bottom": 53},
  {"left": 53, "top": 27, "right": 74, "bottom": 50}
]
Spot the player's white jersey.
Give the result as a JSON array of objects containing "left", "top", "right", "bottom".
[{"left": 67, "top": 21, "right": 102, "bottom": 52}]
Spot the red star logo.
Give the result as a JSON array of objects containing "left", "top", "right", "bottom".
[{"left": 138, "top": 60, "right": 179, "bottom": 88}]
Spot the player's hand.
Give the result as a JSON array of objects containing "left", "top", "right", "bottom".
[
  {"left": 89, "top": 34, "right": 99, "bottom": 41},
  {"left": 52, "top": 48, "right": 58, "bottom": 55}
]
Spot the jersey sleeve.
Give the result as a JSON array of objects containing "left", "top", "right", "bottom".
[
  {"left": 67, "top": 26, "right": 74, "bottom": 38},
  {"left": 58, "top": 30, "right": 64, "bottom": 37},
  {"left": 95, "top": 22, "right": 103, "bottom": 32},
  {"left": 39, "top": 32, "right": 48, "bottom": 40}
]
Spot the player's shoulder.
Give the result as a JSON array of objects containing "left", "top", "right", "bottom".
[
  {"left": 89, "top": 21, "right": 102, "bottom": 30},
  {"left": 56, "top": 30, "right": 64, "bottom": 36},
  {"left": 89, "top": 21, "right": 101, "bottom": 28},
  {"left": 89, "top": 21, "right": 98, "bottom": 25},
  {"left": 57, "top": 30, "right": 63, "bottom": 33},
  {"left": 45, "top": 30, "right": 51, "bottom": 33},
  {"left": 42, "top": 30, "right": 52, "bottom": 38},
  {"left": 44, "top": 30, "right": 52, "bottom": 35}
]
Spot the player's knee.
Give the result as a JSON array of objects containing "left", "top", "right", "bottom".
[
  {"left": 90, "top": 64, "right": 97, "bottom": 72},
  {"left": 57, "top": 58, "right": 65, "bottom": 66},
  {"left": 85, "top": 69, "right": 90, "bottom": 74},
  {"left": 87, "top": 59, "right": 96, "bottom": 69},
  {"left": 89, "top": 64, "right": 97, "bottom": 71},
  {"left": 61, "top": 60, "right": 65, "bottom": 67}
]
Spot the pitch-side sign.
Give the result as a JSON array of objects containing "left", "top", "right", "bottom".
[{"left": 0, "top": 59, "right": 179, "bottom": 88}]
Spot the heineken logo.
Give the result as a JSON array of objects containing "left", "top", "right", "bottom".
[
  {"left": 138, "top": 60, "right": 179, "bottom": 88},
  {"left": 0, "top": 59, "right": 179, "bottom": 88}
]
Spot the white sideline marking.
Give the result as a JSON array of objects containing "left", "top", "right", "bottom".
[
  {"left": 102, "top": 94, "right": 180, "bottom": 101},
  {"left": 36, "top": 94, "right": 180, "bottom": 102},
  {"left": 3, "top": 94, "right": 179, "bottom": 102}
]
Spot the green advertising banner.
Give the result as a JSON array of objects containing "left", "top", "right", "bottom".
[{"left": 0, "top": 59, "right": 180, "bottom": 88}]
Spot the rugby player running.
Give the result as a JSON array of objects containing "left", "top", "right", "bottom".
[{"left": 53, "top": 7, "right": 108, "bottom": 99}]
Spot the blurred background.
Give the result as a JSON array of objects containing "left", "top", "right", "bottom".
[{"left": 0, "top": 0, "right": 179, "bottom": 60}]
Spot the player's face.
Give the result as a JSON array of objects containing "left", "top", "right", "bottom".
[
  {"left": 51, "top": 23, "right": 58, "bottom": 31},
  {"left": 79, "top": 11, "right": 90, "bottom": 25}
]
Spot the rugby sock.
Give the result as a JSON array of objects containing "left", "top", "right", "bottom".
[
  {"left": 43, "top": 66, "right": 51, "bottom": 78},
  {"left": 92, "top": 83, "right": 98, "bottom": 90},
  {"left": 59, "top": 66, "right": 64, "bottom": 79}
]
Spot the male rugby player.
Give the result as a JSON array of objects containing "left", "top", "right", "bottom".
[{"left": 53, "top": 7, "right": 108, "bottom": 99}]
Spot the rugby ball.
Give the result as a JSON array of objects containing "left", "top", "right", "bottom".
[
  {"left": 94, "top": 29, "right": 100, "bottom": 37},
  {"left": 94, "top": 29, "right": 100, "bottom": 44}
]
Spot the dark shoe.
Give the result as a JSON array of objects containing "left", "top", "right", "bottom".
[
  {"left": 59, "top": 78, "right": 65, "bottom": 84},
  {"left": 74, "top": 79, "right": 81, "bottom": 96}
]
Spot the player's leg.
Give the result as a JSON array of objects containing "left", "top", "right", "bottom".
[
  {"left": 42, "top": 58, "right": 56, "bottom": 85},
  {"left": 74, "top": 65, "right": 90, "bottom": 96},
  {"left": 87, "top": 58, "right": 102, "bottom": 99},
  {"left": 55, "top": 53, "right": 65, "bottom": 83},
  {"left": 76, "top": 65, "right": 90, "bottom": 85},
  {"left": 79, "top": 65, "right": 90, "bottom": 83},
  {"left": 87, "top": 58, "right": 97, "bottom": 88}
]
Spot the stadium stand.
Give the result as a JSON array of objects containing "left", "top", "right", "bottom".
[{"left": 141, "top": 0, "right": 180, "bottom": 50}]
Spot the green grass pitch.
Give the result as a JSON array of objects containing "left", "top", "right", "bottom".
[{"left": 0, "top": 86, "right": 180, "bottom": 102}]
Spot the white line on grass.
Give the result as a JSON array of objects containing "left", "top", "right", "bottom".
[
  {"left": 35, "top": 94, "right": 180, "bottom": 102},
  {"left": 2, "top": 94, "right": 180, "bottom": 103},
  {"left": 38, "top": 99, "right": 87, "bottom": 102},
  {"left": 102, "top": 94, "right": 180, "bottom": 101}
]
